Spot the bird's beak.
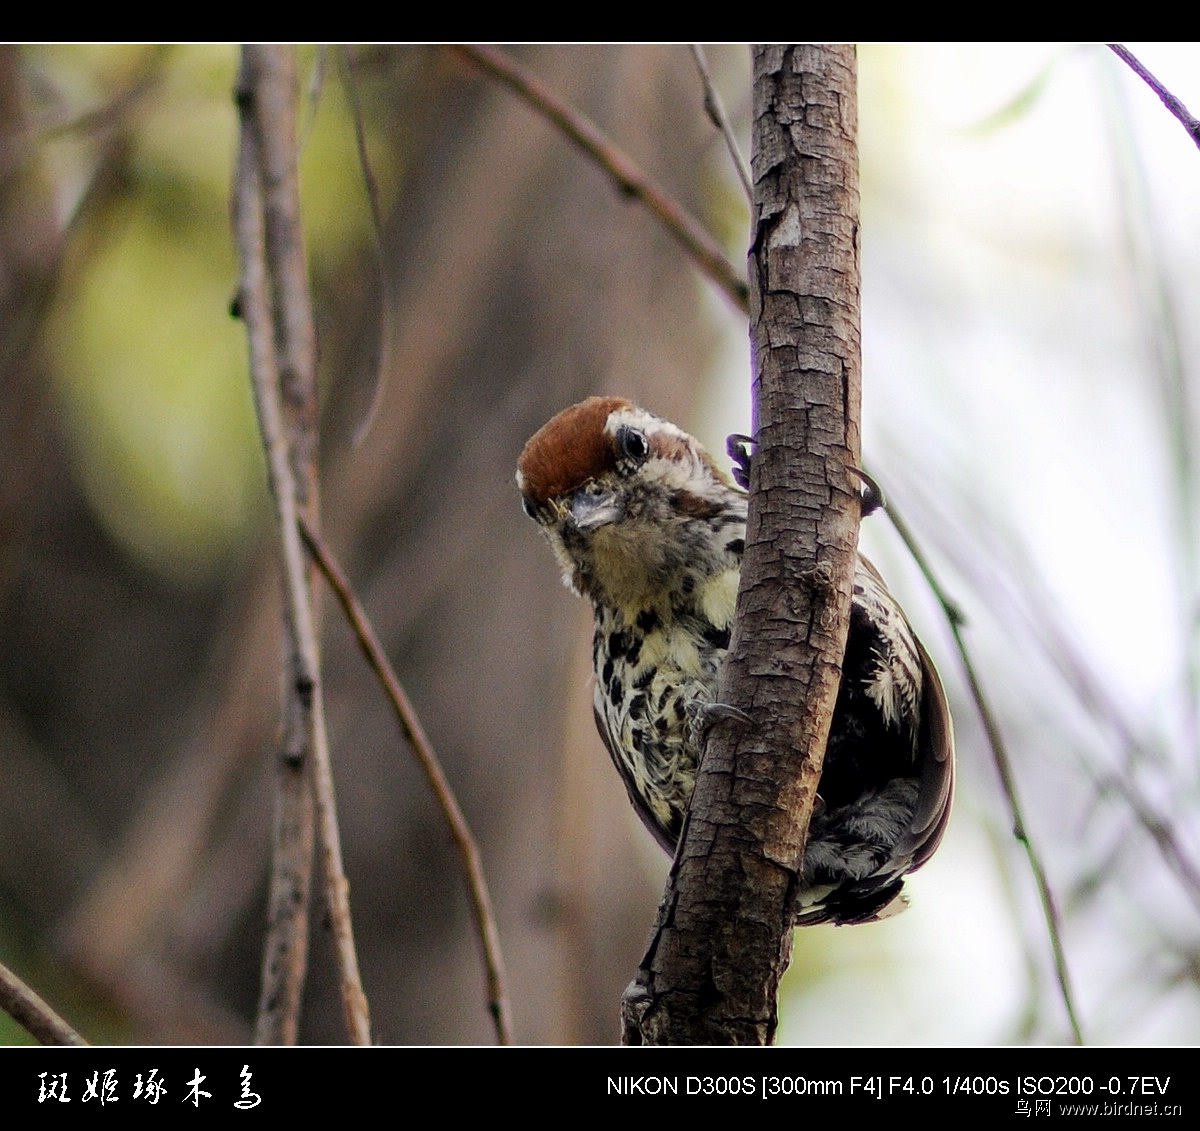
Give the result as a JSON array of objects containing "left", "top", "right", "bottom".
[{"left": 570, "top": 487, "right": 622, "bottom": 531}]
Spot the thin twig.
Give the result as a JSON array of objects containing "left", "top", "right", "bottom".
[
  {"left": 0, "top": 959, "right": 87, "bottom": 1046},
  {"left": 1108, "top": 44, "right": 1200, "bottom": 152},
  {"left": 873, "top": 478, "right": 1085, "bottom": 1045},
  {"left": 236, "top": 45, "right": 371, "bottom": 1046},
  {"left": 1101, "top": 772, "right": 1200, "bottom": 918},
  {"left": 450, "top": 44, "right": 749, "bottom": 314},
  {"left": 689, "top": 44, "right": 752, "bottom": 202},
  {"left": 298, "top": 517, "right": 514, "bottom": 1046},
  {"left": 997, "top": 539, "right": 1200, "bottom": 918},
  {"left": 337, "top": 45, "right": 392, "bottom": 448},
  {"left": 1102, "top": 54, "right": 1200, "bottom": 769}
]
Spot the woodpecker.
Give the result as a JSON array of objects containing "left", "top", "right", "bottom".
[{"left": 517, "top": 396, "right": 953, "bottom": 925}]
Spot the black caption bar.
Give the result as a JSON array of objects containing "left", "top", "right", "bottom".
[{"left": 2, "top": 1045, "right": 1193, "bottom": 1118}]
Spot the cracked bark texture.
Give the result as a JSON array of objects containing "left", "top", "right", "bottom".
[{"left": 621, "top": 44, "right": 861, "bottom": 1046}]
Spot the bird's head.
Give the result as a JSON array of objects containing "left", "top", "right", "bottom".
[{"left": 516, "top": 397, "right": 741, "bottom": 607}]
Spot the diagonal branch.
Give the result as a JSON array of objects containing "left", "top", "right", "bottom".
[
  {"left": 875, "top": 484, "right": 1084, "bottom": 1044},
  {"left": 0, "top": 959, "right": 87, "bottom": 1046},
  {"left": 1108, "top": 44, "right": 1200, "bottom": 152},
  {"left": 689, "top": 44, "right": 752, "bottom": 202},
  {"left": 298, "top": 517, "right": 513, "bottom": 1045},
  {"left": 450, "top": 44, "right": 749, "bottom": 313}
]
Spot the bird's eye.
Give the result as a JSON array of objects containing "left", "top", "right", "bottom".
[{"left": 616, "top": 425, "right": 649, "bottom": 465}]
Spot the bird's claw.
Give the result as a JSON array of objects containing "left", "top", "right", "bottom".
[
  {"left": 687, "top": 698, "right": 754, "bottom": 745},
  {"left": 847, "top": 465, "right": 886, "bottom": 516},
  {"left": 726, "top": 433, "right": 754, "bottom": 490},
  {"left": 728, "top": 440, "right": 884, "bottom": 520}
]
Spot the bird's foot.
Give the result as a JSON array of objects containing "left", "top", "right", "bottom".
[
  {"left": 847, "top": 465, "right": 886, "bottom": 516},
  {"left": 726, "top": 433, "right": 754, "bottom": 490}
]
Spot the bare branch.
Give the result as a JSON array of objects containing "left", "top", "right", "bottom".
[
  {"left": 984, "top": 526, "right": 1200, "bottom": 917},
  {"left": 234, "top": 52, "right": 314, "bottom": 1046},
  {"left": 450, "top": 44, "right": 749, "bottom": 313},
  {"left": 0, "top": 960, "right": 87, "bottom": 1046},
  {"left": 875, "top": 483, "right": 1085, "bottom": 1044},
  {"left": 953, "top": 506, "right": 1200, "bottom": 920},
  {"left": 689, "top": 44, "right": 752, "bottom": 202},
  {"left": 1108, "top": 44, "right": 1200, "bottom": 152},
  {"left": 298, "top": 517, "right": 514, "bottom": 1045},
  {"left": 235, "top": 44, "right": 371, "bottom": 1046}
]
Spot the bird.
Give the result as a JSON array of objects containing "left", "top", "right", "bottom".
[{"left": 516, "top": 396, "right": 953, "bottom": 925}]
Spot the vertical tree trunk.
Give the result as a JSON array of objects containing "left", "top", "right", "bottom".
[{"left": 621, "top": 43, "right": 862, "bottom": 1046}]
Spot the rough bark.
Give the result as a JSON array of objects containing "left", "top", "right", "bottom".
[{"left": 621, "top": 43, "right": 861, "bottom": 1046}]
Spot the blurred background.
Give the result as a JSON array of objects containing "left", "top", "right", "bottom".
[{"left": 0, "top": 43, "right": 1197, "bottom": 1045}]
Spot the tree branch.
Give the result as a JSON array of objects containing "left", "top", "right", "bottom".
[
  {"left": 297, "top": 517, "right": 514, "bottom": 1045},
  {"left": 450, "top": 44, "right": 749, "bottom": 313},
  {"left": 234, "top": 44, "right": 371, "bottom": 1046},
  {"left": 1108, "top": 44, "right": 1200, "bottom": 152},
  {"left": 690, "top": 44, "right": 752, "bottom": 203},
  {"left": 876, "top": 488, "right": 1084, "bottom": 1043},
  {"left": 0, "top": 959, "right": 87, "bottom": 1046}
]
